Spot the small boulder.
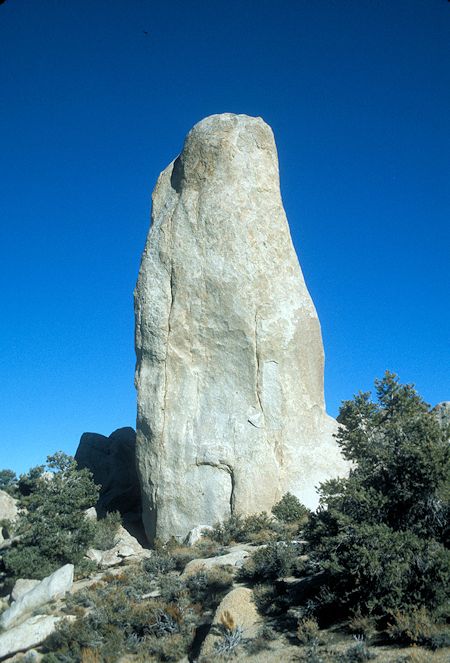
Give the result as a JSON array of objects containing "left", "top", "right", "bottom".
[
  {"left": 0, "top": 491, "right": 19, "bottom": 549},
  {"left": 181, "top": 547, "right": 250, "bottom": 578},
  {"left": 184, "top": 525, "right": 214, "bottom": 547},
  {"left": 0, "top": 564, "right": 73, "bottom": 630},
  {"left": 0, "top": 615, "right": 61, "bottom": 659},
  {"left": 200, "top": 587, "right": 260, "bottom": 659},
  {"left": 84, "top": 506, "right": 97, "bottom": 521},
  {"left": 4, "top": 649, "right": 43, "bottom": 662}
]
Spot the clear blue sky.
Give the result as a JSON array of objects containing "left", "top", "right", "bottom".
[{"left": 1, "top": 1, "right": 449, "bottom": 475}]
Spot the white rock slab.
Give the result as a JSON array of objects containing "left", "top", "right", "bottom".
[
  {"left": 0, "top": 615, "right": 60, "bottom": 659},
  {"left": 83, "top": 506, "right": 97, "bottom": 521},
  {"left": 0, "top": 564, "right": 73, "bottom": 630}
]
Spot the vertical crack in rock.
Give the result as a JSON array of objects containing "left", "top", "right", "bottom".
[
  {"left": 224, "top": 463, "right": 236, "bottom": 516},
  {"left": 254, "top": 311, "right": 264, "bottom": 419},
  {"left": 196, "top": 461, "right": 235, "bottom": 517},
  {"left": 162, "top": 264, "right": 174, "bottom": 421},
  {"left": 135, "top": 113, "right": 349, "bottom": 543}
]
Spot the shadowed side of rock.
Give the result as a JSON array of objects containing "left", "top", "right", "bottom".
[{"left": 75, "top": 427, "right": 144, "bottom": 541}]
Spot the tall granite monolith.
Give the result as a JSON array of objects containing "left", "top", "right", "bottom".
[{"left": 135, "top": 113, "right": 347, "bottom": 542}]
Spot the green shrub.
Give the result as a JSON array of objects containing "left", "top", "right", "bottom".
[
  {"left": 214, "top": 610, "right": 244, "bottom": 658},
  {"left": 158, "top": 572, "right": 186, "bottom": 602},
  {"left": 272, "top": 492, "right": 310, "bottom": 524},
  {"left": 185, "top": 566, "right": 234, "bottom": 609},
  {"left": 143, "top": 551, "right": 176, "bottom": 576},
  {"left": 296, "top": 617, "right": 320, "bottom": 644},
  {"left": 427, "top": 632, "right": 450, "bottom": 650},
  {"left": 240, "top": 541, "right": 300, "bottom": 581},
  {"left": 43, "top": 570, "right": 200, "bottom": 662},
  {"left": 244, "top": 623, "right": 276, "bottom": 654},
  {"left": 252, "top": 583, "right": 281, "bottom": 616},
  {"left": 208, "top": 514, "right": 247, "bottom": 545},
  {"left": 208, "top": 511, "right": 280, "bottom": 546},
  {"left": 347, "top": 611, "right": 376, "bottom": 639},
  {"left": 241, "top": 512, "right": 276, "bottom": 541},
  {"left": 308, "top": 522, "right": 449, "bottom": 619},
  {"left": 3, "top": 453, "right": 99, "bottom": 580},
  {"left": 337, "top": 637, "right": 375, "bottom": 662},
  {"left": 92, "top": 511, "right": 121, "bottom": 550},
  {"left": 190, "top": 538, "right": 222, "bottom": 559},
  {"left": 386, "top": 607, "right": 450, "bottom": 649},
  {"left": 296, "top": 638, "right": 324, "bottom": 663},
  {"left": 160, "top": 539, "right": 222, "bottom": 570}
]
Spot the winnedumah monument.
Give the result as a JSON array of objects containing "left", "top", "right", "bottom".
[{"left": 134, "top": 113, "right": 347, "bottom": 543}]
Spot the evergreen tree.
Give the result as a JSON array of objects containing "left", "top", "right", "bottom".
[
  {"left": 305, "top": 372, "right": 450, "bottom": 622},
  {"left": 3, "top": 452, "right": 99, "bottom": 579}
]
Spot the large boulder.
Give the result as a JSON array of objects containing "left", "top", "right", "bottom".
[
  {"left": 75, "top": 427, "right": 141, "bottom": 524},
  {"left": 0, "top": 564, "right": 73, "bottom": 630},
  {"left": 135, "top": 113, "right": 348, "bottom": 543},
  {"left": 0, "top": 490, "right": 18, "bottom": 524}
]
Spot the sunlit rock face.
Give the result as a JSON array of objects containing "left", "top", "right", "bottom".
[{"left": 135, "top": 113, "right": 347, "bottom": 543}]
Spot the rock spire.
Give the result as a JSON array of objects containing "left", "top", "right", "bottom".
[{"left": 135, "top": 113, "right": 347, "bottom": 542}]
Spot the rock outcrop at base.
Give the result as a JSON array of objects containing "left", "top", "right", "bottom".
[
  {"left": 75, "top": 427, "right": 141, "bottom": 527},
  {"left": 0, "top": 490, "right": 18, "bottom": 546},
  {"left": 135, "top": 113, "right": 348, "bottom": 543},
  {"left": 0, "top": 490, "right": 18, "bottom": 524}
]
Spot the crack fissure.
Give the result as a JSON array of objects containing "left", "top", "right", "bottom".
[{"left": 254, "top": 311, "right": 264, "bottom": 416}]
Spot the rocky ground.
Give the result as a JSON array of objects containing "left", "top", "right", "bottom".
[{"left": 1, "top": 517, "right": 448, "bottom": 663}]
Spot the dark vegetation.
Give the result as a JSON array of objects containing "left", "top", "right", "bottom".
[
  {"left": 0, "top": 372, "right": 448, "bottom": 662},
  {"left": 42, "top": 562, "right": 234, "bottom": 662},
  {"left": 304, "top": 372, "right": 449, "bottom": 633},
  {"left": 0, "top": 453, "right": 121, "bottom": 583},
  {"left": 248, "top": 372, "right": 450, "bottom": 658}
]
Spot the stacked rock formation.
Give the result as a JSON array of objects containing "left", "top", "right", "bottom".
[{"left": 135, "top": 113, "right": 347, "bottom": 543}]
